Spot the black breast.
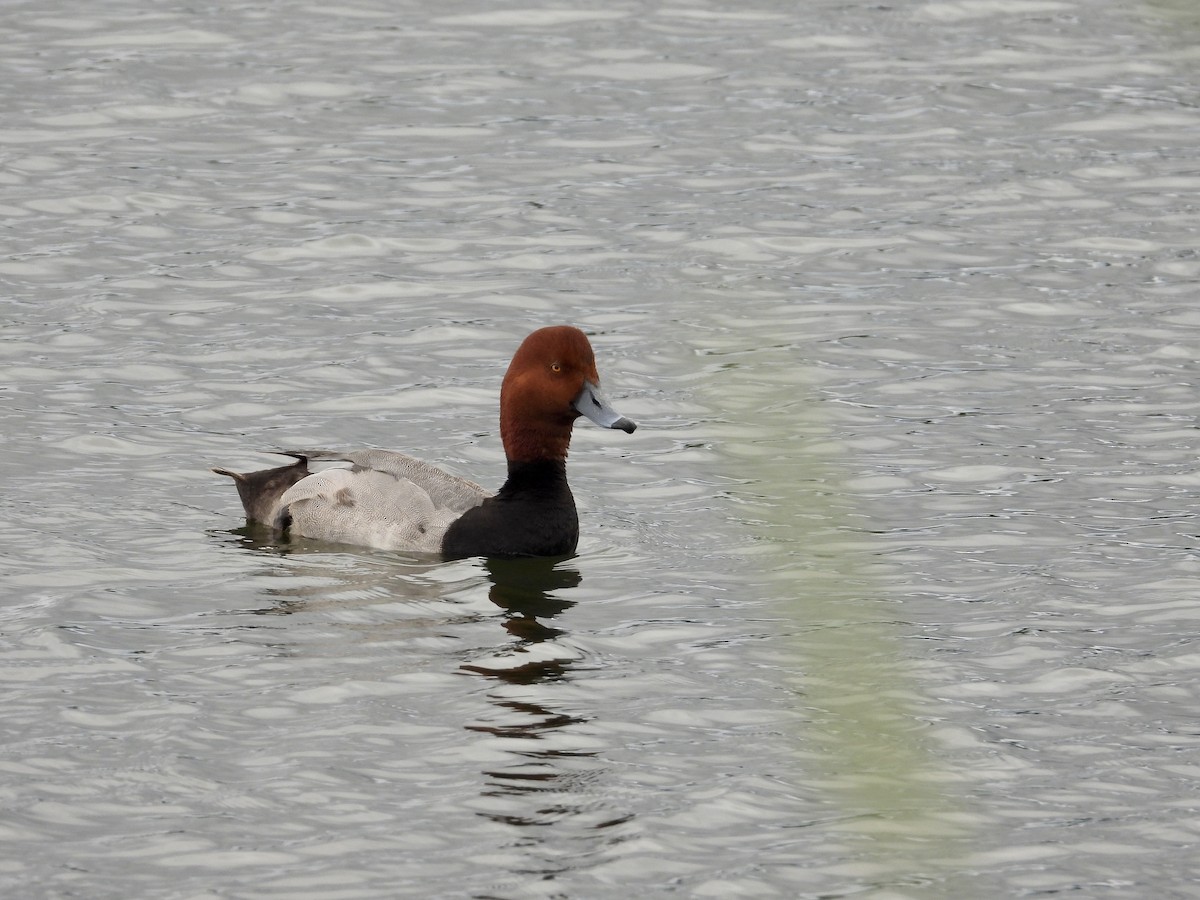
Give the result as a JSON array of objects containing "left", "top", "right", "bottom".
[{"left": 441, "top": 460, "right": 579, "bottom": 559}]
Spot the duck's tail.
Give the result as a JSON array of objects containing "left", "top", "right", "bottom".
[{"left": 212, "top": 452, "right": 311, "bottom": 528}]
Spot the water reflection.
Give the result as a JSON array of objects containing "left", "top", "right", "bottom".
[
  {"left": 215, "top": 522, "right": 299, "bottom": 556},
  {"left": 208, "top": 525, "right": 495, "bottom": 665},
  {"left": 460, "top": 556, "right": 582, "bottom": 680},
  {"left": 213, "top": 529, "right": 625, "bottom": 869},
  {"left": 706, "top": 336, "right": 971, "bottom": 891},
  {"left": 477, "top": 556, "right": 577, "bottom": 645},
  {"left": 463, "top": 557, "right": 632, "bottom": 870},
  {"left": 213, "top": 526, "right": 581, "bottom": 640}
]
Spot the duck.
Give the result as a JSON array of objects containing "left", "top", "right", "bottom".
[{"left": 213, "top": 325, "right": 637, "bottom": 559}]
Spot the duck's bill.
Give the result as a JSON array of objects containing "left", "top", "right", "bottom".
[{"left": 573, "top": 380, "right": 637, "bottom": 433}]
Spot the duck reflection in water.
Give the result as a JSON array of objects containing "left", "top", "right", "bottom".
[
  {"left": 460, "top": 555, "right": 581, "bottom": 681},
  {"left": 216, "top": 527, "right": 583, "bottom": 677},
  {"left": 464, "top": 557, "right": 633, "bottom": 843},
  {"left": 215, "top": 534, "right": 629, "bottom": 849}
]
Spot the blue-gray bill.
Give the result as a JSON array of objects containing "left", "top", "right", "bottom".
[{"left": 573, "top": 380, "right": 637, "bottom": 433}]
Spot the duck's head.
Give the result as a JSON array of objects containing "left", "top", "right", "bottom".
[{"left": 500, "top": 325, "right": 636, "bottom": 464}]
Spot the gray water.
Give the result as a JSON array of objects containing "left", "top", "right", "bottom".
[{"left": 3, "top": 0, "right": 1200, "bottom": 896}]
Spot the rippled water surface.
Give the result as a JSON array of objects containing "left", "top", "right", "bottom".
[{"left": 4, "top": 0, "right": 1200, "bottom": 897}]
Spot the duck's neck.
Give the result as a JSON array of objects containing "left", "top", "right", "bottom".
[
  {"left": 500, "top": 406, "right": 575, "bottom": 466},
  {"left": 497, "top": 458, "right": 571, "bottom": 499}
]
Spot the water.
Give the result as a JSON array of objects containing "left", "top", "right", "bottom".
[{"left": 3, "top": 0, "right": 1200, "bottom": 896}]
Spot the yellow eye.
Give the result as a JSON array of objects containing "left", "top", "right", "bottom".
[{"left": 551, "top": 363, "right": 562, "bottom": 373}]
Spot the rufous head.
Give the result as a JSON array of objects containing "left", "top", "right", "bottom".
[{"left": 499, "top": 325, "right": 636, "bottom": 464}]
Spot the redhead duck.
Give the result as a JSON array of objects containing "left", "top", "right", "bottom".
[{"left": 214, "top": 325, "right": 636, "bottom": 559}]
